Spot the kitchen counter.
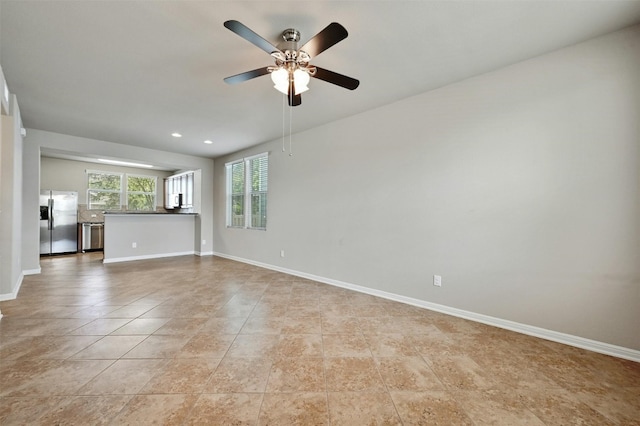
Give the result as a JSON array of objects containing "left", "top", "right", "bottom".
[
  {"left": 103, "top": 213, "right": 197, "bottom": 263},
  {"left": 103, "top": 211, "right": 198, "bottom": 215}
]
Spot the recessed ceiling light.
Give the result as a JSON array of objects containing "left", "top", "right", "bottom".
[
  {"left": 171, "top": 132, "right": 182, "bottom": 138},
  {"left": 204, "top": 140, "right": 213, "bottom": 144},
  {"left": 98, "top": 159, "right": 154, "bottom": 168}
]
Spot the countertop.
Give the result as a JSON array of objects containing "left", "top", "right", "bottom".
[{"left": 103, "top": 211, "right": 198, "bottom": 215}]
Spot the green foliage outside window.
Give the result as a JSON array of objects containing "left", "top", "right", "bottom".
[
  {"left": 88, "top": 190, "right": 121, "bottom": 210},
  {"left": 87, "top": 172, "right": 122, "bottom": 210},
  {"left": 88, "top": 172, "right": 121, "bottom": 191},
  {"left": 87, "top": 171, "right": 156, "bottom": 211},
  {"left": 250, "top": 156, "right": 267, "bottom": 229},
  {"left": 230, "top": 162, "right": 245, "bottom": 226},
  {"left": 127, "top": 175, "right": 156, "bottom": 211},
  {"left": 227, "top": 154, "right": 268, "bottom": 229}
]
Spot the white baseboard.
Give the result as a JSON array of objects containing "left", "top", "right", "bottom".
[
  {"left": 103, "top": 251, "right": 195, "bottom": 264},
  {"left": 196, "top": 251, "right": 214, "bottom": 257},
  {"left": 23, "top": 268, "right": 41, "bottom": 276},
  {"left": 213, "top": 252, "right": 640, "bottom": 363},
  {"left": 0, "top": 272, "right": 24, "bottom": 302}
]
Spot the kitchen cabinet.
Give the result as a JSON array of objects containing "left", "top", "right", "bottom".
[{"left": 164, "top": 171, "right": 194, "bottom": 209}]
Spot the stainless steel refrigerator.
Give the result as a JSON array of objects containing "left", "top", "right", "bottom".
[{"left": 40, "top": 190, "right": 78, "bottom": 255}]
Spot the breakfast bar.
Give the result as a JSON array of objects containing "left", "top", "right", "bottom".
[{"left": 103, "top": 212, "right": 197, "bottom": 263}]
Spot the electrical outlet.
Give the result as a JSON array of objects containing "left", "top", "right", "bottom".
[
  {"left": 132, "top": 242, "right": 137, "bottom": 248},
  {"left": 433, "top": 275, "right": 442, "bottom": 287},
  {"left": 202, "top": 240, "right": 206, "bottom": 245},
  {"left": 280, "top": 250, "right": 285, "bottom": 258}
]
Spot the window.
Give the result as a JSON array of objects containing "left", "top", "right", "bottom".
[
  {"left": 165, "top": 171, "right": 194, "bottom": 208},
  {"left": 226, "top": 152, "right": 268, "bottom": 229},
  {"left": 87, "top": 171, "right": 122, "bottom": 210},
  {"left": 127, "top": 174, "right": 157, "bottom": 211},
  {"left": 87, "top": 170, "right": 157, "bottom": 211},
  {"left": 249, "top": 154, "right": 268, "bottom": 229},
  {"left": 228, "top": 161, "right": 245, "bottom": 227}
]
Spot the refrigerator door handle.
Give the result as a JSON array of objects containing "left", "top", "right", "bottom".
[{"left": 48, "top": 198, "right": 54, "bottom": 230}]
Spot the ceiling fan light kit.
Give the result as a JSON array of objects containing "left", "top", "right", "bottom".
[
  {"left": 271, "top": 68, "right": 310, "bottom": 95},
  {"left": 223, "top": 20, "right": 359, "bottom": 107}
]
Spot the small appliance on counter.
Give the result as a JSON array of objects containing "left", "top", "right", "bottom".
[
  {"left": 167, "top": 193, "right": 183, "bottom": 209},
  {"left": 40, "top": 190, "right": 78, "bottom": 255}
]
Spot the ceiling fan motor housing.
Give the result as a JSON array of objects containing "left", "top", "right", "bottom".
[
  {"left": 277, "top": 29, "right": 303, "bottom": 62},
  {"left": 282, "top": 28, "right": 300, "bottom": 42}
]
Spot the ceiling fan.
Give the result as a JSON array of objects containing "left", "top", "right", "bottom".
[{"left": 223, "top": 20, "right": 359, "bottom": 107}]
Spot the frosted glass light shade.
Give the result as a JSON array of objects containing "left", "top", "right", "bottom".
[
  {"left": 271, "top": 68, "right": 289, "bottom": 94},
  {"left": 271, "top": 67, "right": 311, "bottom": 96},
  {"left": 293, "top": 69, "right": 309, "bottom": 94}
]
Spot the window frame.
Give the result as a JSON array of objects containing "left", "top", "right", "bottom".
[
  {"left": 126, "top": 173, "right": 158, "bottom": 211},
  {"left": 226, "top": 152, "right": 269, "bottom": 230},
  {"left": 226, "top": 160, "right": 246, "bottom": 228},
  {"left": 86, "top": 170, "right": 123, "bottom": 211},
  {"left": 87, "top": 169, "right": 159, "bottom": 212}
]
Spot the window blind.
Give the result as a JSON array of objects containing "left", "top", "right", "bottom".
[{"left": 226, "top": 153, "right": 268, "bottom": 229}]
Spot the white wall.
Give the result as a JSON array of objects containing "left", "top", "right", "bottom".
[
  {"left": 0, "top": 95, "right": 23, "bottom": 298},
  {"left": 21, "top": 132, "right": 40, "bottom": 275},
  {"left": 213, "top": 25, "right": 640, "bottom": 352},
  {"left": 0, "top": 71, "right": 2, "bottom": 316},
  {"left": 22, "top": 129, "right": 215, "bottom": 275},
  {"left": 40, "top": 156, "right": 173, "bottom": 206}
]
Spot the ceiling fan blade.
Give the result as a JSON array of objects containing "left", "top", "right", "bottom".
[
  {"left": 223, "top": 67, "right": 271, "bottom": 85},
  {"left": 224, "top": 20, "right": 281, "bottom": 55},
  {"left": 299, "top": 22, "right": 348, "bottom": 59},
  {"left": 288, "top": 80, "right": 302, "bottom": 107},
  {"left": 312, "top": 67, "right": 360, "bottom": 90}
]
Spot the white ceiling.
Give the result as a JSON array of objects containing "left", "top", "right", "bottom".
[{"left": 2, "top": 1, "right": 640, "bottom": 160}]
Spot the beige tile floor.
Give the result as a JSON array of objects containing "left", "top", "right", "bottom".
[{"left": 1, "top": 253, "right": 639, "bottom": 425}]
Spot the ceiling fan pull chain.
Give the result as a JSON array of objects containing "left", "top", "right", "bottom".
[
  {"left": 289, "top": 102, "right": 293, "bottom": 157},
  {"left": 282, "top": 93, "right": 286, "bottom": 152}
]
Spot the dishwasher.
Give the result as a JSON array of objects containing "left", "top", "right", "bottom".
[{"left": 81, "top": 223, "right": 104, "bottom": 252}]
